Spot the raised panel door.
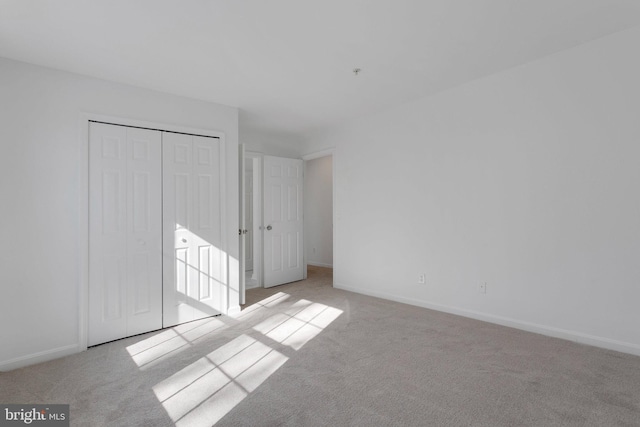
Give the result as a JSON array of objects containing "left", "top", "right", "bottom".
[
  {"left": 125, "top": 128, "right": 162, "bottom": 337},
  {"left": 89, "top": 123, "right": 162, "bottom": 346},
  {"left": 163, "top": 133, "right": 223, "bottom": 327},
  {"left": 89, "top": 123, "right": 128, "bottom": 346},
  {"left": 263, "top": 156, "right": 304, "bottom": 288}
]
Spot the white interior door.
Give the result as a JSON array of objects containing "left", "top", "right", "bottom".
[
  {"left": 89, "top": 122, "right": 162, "bottom": 346},
  {"left": 163, "top": 132, "right": 224, "bottom": 327},
  {"left": 263, "top": 155, "right": 304, "bottom": 288}
]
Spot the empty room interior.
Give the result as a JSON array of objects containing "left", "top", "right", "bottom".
[{"left": 2, "top": 1, "right": 640, "bottom": 425}]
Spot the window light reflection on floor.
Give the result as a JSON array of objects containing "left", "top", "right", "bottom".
[
  {"left": 150, "top": 293, "right": 343, "bottom": 426},
  {"left": 231, "top": 291, "right": 291, "bottom": 320},
  {"left": 253, "top": 300, "right": 343, "bottom": 351},
  {"left": 153, "top": 334, "right": 288, "bottom": 427},
  {"left": 125, "top": 317, "right": 228, "bottom": 369}
]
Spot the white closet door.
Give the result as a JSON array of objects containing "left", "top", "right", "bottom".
[
  {"left": 263, "top": 156, "right": 304, "bottom": 288},
  {"left": 163, "top": 132, "right": 224, "bottom": 327},
  {"left": 125, "top": 127, "right": 163, "bottom": 336},
  {"left": 89, "top": 123, "right": 162, "bottom": 346}
]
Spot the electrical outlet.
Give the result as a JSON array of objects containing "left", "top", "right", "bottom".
[
  {"left": 479, "top": 282, "right": 487, "bottom": 294},
  {"left": 418, "top": 274, "right": 426, "bottom": 284}
]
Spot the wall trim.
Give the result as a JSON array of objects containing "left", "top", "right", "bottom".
[
  {"left": 307, "top": 262, "right": 333, "bottom": 268},
  {"left": 334, "top": 282, "right": 640, "bottom": 357},
  {"left": 227, "top": 305, "right": 241, "bottom": 316},
  {"left": 0, "top": 344, "right": 79, "bottom": 372},
  {"left": 245, "top": 282, "right": 261, "bottom": 290},
  {"left": 302, "top": 148, "right": 334, "bottom": 161}
]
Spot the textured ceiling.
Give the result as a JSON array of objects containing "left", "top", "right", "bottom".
[{"left": 2, "top": 0, "right": 640, "bottom": 141}]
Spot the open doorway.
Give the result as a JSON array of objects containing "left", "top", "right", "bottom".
[
  {"left": 240, "top": 151, "right": 329, "bottom": 305},
  {"left": 244, "top": 153, "right": 262, "bottom": 290},
  {"left": 240, "top": 152, "right": 307, "bottom": 301},
  {"left": 303, "top": 154, "right": 333, "bottom": 271}
]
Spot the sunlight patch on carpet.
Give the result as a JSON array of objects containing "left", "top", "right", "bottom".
[
  {"left": 152, "top": 294, "right": 343, "bottom": 426},
  {"left": 231, "top": 292, "right": 291, "bottom": 321},
  {"left": 126, "top": 317, "right": 228, "bottom": 369},
  {"left": 253, "top": 301, "right": 343, "bottom": 350},
  {"left": 153, "top": 334, "right": 288, "bottom": 427}
]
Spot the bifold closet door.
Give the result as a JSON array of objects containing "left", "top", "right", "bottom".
[
  {"left": 163, "top": 132, "right": 224, "bottom": 327},
  {"left": 89, "top": 122, "right": 162, "bottom": 346}
]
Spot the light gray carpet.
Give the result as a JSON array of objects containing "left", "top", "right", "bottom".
[{"left": 2, "top": 266, "right": 640, "bottom": 426}]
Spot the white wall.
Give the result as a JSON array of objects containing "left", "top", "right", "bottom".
[
  {"left": 0, "top": 57, "right": 239, "bottom": 370},
  {"left": 304, "top": 26, "right": 640, "bottom": 355},
  {"left": 304, "top": 156, "right": 333, "bottom": 268},
  {"left": 240, "top": 127, "right": 302, "bottom": 159}
]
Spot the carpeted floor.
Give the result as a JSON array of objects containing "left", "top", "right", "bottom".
[{"left": 1, "top": 266, "right": 640, "bottom": 426}]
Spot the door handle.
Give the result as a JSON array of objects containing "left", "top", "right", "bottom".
[{"left": 266, "top": 225, "right": 272, "bottom": 231}]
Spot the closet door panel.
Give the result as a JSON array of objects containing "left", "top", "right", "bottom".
[
  {"left": 125, "top": 127, "right": 162, "bottom": 337},
  {"left": 89, "top": 123, "right": 128, "bottom": 346},
  {"left": 89, "top": 123, "right": 162, "bottom": 346},
  {"left": 163, "top": 133, "right": 193, "bottom": 326},
  {"left": 163, "top": 132, "right": 223, "bottom": 327},
  {"left": 192, "top": 136, "right": 223, "bottom": 318}
]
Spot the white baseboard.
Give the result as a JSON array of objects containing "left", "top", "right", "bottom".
[
  {"left": 334, "top": 282, "right": 640, "bottom": 357},
  {"left": 227, "top": 305, "right": 242, "bottom": 316},
  {"left": 307, "top": 262, "right": 333, "bottom": 268},
  {"left": 245, "top": 282, "right": 260, "bottom": 290},
  {"left": 0, "top": 344, "right": 80, "bottom": 372}
]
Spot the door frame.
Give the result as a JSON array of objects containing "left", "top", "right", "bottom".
[
  {"left": 78, "top": 113, "right": 226, "bottom": 352},
  {"left": 239, "top": 145, "right": 245, "bottom": 305},
  {"left": 239, "top": 151, "right": 263, "bottom": 304},
  {"left": 246, "top": 152, "right": 263, "bottom": 289}
]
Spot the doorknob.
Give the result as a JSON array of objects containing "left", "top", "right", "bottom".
[{"left": 266, "top": 225, "right": 272, "bottom": 231}]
